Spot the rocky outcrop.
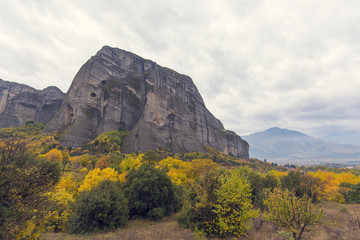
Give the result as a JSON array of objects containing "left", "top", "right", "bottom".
[
  {"left": 44, "top": 46, "right": 249, "bottom": 158},
  {"left": 0, "top": 79, "right": 64, "bottom": 128}
]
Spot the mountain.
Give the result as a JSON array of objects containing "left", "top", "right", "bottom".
[
  {"left": 0, "top": 79, "right": 64, "bottom": 128},
  {"left": 43, "top": 46, "right": 248, "bottom": 158},
  {"left": 320, "top": 132, "right": 360, "bottom": 146},
  {"left": 242, "top": 127, "right": 360, "bottom": 164}
]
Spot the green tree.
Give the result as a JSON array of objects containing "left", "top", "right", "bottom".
[
  {"left": 263, "top": 187, "right": 323, "bottom": 240},
  {"left": 213, "top": 170, "right": 259, "bottom": 237},
  {"left": 177, "top": 167, "right": 222, "bottom": 234},
  {"left": 280, "top": 170, "right": 302, "bottom": 197},
  {"left": 142, "top": 150, "right": 160, "bottom": 163},
  {"left": 299, "top": 174, "right": 324, "bottom": 202},
  {"left": 123, "top": 163, "right": 181, "bottom": 220},
  {"left": 339, "top": 182, "right": 360, "bottom": 203},
  {"left": 67, "top": 180, "right": 128, "bottom": 234},
  {"left": 0, "top": 138, "right": 61, "bottom": 238}
]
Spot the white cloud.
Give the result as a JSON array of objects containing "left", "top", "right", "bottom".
[{"left": 0, "top": 0, "right": 359, "bottom": 139}]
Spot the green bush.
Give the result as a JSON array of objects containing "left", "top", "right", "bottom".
[
  {"left": 340, "top": 182, "right": 360, "bottom": 203},
  {"left": 67, "top": 180, "right": 128, "bottom": 234},
  {"left": 177, "top": 168, "right": 222, "bottom": 234},
  {"left": 177, "top": 168, "right": 258, "bottom": 237},
  {"left": 123, "top": 163, "right": 181, "bottom": 220},
  {"left": 280, "top": 170, "right": 302, "bottom": 196}
]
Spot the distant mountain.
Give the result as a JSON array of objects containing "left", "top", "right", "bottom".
[
  {"left": 242, "top": 127, "right": 360, "bottom": 165},
  {"left": 320, "top": 132, "right": 360, "bottom": 146}
]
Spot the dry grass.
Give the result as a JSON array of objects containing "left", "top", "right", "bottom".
[
  {"left": 246, "top": 201, "right": 360, "bottom": 240},
  {"left": 42, "top": 202, "right": 360, "bottom": 240},
  {"left": 41, "top": 215, "right": 195, "bottom": 240}
]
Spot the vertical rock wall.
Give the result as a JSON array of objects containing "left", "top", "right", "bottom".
[{"left": 44, "top": 46, "right": 249, "bottom": 158}]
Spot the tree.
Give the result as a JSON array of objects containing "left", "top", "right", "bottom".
[
  {"left": 339, "top": 182, "right": 360, "bottom": 203},
  {"left": 86, "top": 130, "right": 127, "bottom": 154},
  {"left": 177, "top": 166, "right": 222, "bottom": 233},
  {"left": 263, "top": 188, "right": 323, "bottom": 240},
  {"left": 123, "top": 163, "right": 181, "bottom": 220},
  {"left": 67, "top": 180, "right": 128, "bottom": 233},
  {"left": 95, "top": 155, "right": 110, "bottom": 169},
  {"left": 238, "top": 167, "right": 265, "bottom": 209},
  {"left": 213, "top": 170, "right": 259, "bottom": 237},
  {"left": 142, "top": 150, "right": 160, "bottom": 163},
  {"left": 78, "top": 167, "right": 120, "bottom": 192},
  {"left": 299, "top": 174, "right": 324, "bottom": 202},
  {"left": 0, "top": 138, "right": 61, "bottom": 238},
  {"left": 40, "top": 148, "right": 64, "bottom": 163},
  {"left": 280, "top": 170, "right": 302, "bottom": 197}
]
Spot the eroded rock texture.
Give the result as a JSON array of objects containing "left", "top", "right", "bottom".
[
  {"left": 0, "top": 79, "right": 64, "bottom": 128},
  {"left": 44, "top": 46, "right": 249, "bottom": 158}
]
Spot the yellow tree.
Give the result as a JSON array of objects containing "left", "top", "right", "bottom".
[
  {"left": 120, "top": 154, "right": 143, "bottom": 172},
  {"left": 45, "top": 174, "right": 80, "bottom": 232},
  {"left": 214, "top": 170, "right": 259, "bottom": 237},
  {"left": 336, "top": 172, "right": 360, "bottom": 185},
  {"left": 78, "top": 168, "right": 119, "bottom": 192},
  {"left": 158, "top": 157, "right": 190, "bottom": 185},
  {"left": 309, "top": 170, "right": 339, "bottom": 200},
  {"left": 40, "top": 149, "right": 63, "bottom": 163}
]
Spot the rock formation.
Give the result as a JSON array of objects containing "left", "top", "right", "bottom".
[
  {"left": 0, "top": 79, "right": 64, "bottom": 128},
  {"left": 44, "top": 46, "right": 248, "bottom": 158}
]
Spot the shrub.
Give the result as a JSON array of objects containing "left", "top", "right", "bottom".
[
  {"left": 123, "top": 163, "right": 181, "bottom": 220},
  {"left": 0, "top": 139, "right": 60, "bottom": 239},
  {"left": 67, "top": 180, "right": 128, "bottom": 233},
  {"left": 213, "top": 170, "right": 259, "bottom": 237},
  {"left": 263, "top": 187, "right": 323, "bottom": 240},
  {"left": 178, "top": 169, "right": 258, "bottom": 237},
  {"left": 177, "top": 167, "right": 222, "bottom": 233}
]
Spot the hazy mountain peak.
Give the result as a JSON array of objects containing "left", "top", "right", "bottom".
[
  {"left": 243, "top": 127, "right": 360, "bottom": 165},
  {"left": 254, "top": 127, "right": 308, "bottom": 138}
]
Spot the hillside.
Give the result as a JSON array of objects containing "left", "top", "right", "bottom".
[
  {"left": 243, "top": 127, "right": 360, "bottom": 165},
  {"left": 2, "top": 123, "right": 360, "bottom": 239}
]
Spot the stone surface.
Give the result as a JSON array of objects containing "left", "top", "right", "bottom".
[
  {"left": 44, "top": 46, "right": 249, "bottom": 158},
  {"left": 0, "top": 79, "right": 64, "bottom": 128}
]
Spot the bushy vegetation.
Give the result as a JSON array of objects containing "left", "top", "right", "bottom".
[
  {"left": 123, "top": 163, "right": 181, "bottom": 220},
  {"left": 67, "top": 180, "right": 128, "bottom": 233},
  {"left": 263, "top": 187, "right": 323, "bottom": 240},
  {"left": 0, "top": 138, "right": 61, "bottom": 239},
  {"left": 3, "top": 123, "right": 360, "bottom": 239}
]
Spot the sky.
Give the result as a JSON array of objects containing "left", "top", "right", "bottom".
[{"left": 1, "top": 0, "right": 360, "bottom": 139}]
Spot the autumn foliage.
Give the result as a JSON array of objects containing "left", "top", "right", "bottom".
[{"left": 2, "top": 123, "right": 360, "bottom": 239}]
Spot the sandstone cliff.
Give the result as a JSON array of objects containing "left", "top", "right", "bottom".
[
  {"left": 44, "top": 46, "right": 249, "bottom": 158},
  {"left": 0, "top": 79, "right": 64, "bottom": 128}
]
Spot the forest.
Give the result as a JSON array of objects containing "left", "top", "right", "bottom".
[{"left": 1, "top": 122, "right": 360, "bottom": 239}]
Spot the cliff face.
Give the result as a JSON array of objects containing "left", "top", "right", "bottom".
[
  {"left": 44, "top": 46, "right": 249, "bottom": 158},
  {"left": 0, "top": 79, "right": 64, "bottom": 128}
]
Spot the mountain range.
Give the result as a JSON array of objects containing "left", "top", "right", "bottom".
[
  {"left": 243, "top": 127, "right": 360, "bottom": 165},
  {"left": 0, "top": 46, "right": 249, "bottom": 158}
]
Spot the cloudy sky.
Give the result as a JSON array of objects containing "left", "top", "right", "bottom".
[{"left": 1, "top": 0, "right": 360, "bottom": 139}]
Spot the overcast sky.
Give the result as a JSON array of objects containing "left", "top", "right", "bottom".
[{"left": 1, "top": 0, "right": 360, "bottom": 138}]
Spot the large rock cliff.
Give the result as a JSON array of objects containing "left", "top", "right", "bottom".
[
  {"left": 44, "top": 46, "right": 249, "bottom": 158},
  {"left": 0, "top": 79, "right": 64, "bottom": 128}
]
